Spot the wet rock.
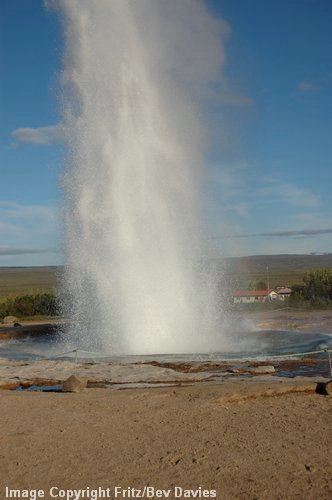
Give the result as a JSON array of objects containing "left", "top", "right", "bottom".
[{"left": 63, "top": 375, "right": 87, "bottom": 393}]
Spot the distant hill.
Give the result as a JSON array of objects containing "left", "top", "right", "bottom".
[{"left": 225, "top": 254, "right": 332, "bottom": 273}]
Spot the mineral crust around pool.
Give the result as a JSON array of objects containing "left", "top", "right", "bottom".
[
  {"left": 0, "top": 358, "right": 329, "bottom": 390},
  {"left": 0, "top": 359, "right": 217, "bottom": 387}
]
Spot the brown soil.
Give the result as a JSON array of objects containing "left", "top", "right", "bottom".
[
  {"left": 0, "top": 382, "right": 331, "bottom": 499},
  {"left": 0, "top": 311, "right": 331, "bottom": 498},
  {"left": 254, "top": 308, "right": 332, "bottom": 333}
]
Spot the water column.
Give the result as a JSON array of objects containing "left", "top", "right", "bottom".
[{"left": 54, "top": 0, "right": 228, "bottom": 353}]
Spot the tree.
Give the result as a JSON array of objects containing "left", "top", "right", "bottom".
[
  {"left": 302, "top": 268, "right": 332, "bottom": 300},
  {"left": 248, "top": 280, "right": 267, "bottom": 291}
]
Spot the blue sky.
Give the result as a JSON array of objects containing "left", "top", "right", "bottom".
[{"left": 1, "top": 0, "right": 332, "bottom": 265}]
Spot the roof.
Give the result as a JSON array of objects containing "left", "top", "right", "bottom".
[
  {"left": 233, "top": 290, "right": 272, "bottom": 297},
  {"left": 277, "top": 287, "right": 292, "bottom": 294}
]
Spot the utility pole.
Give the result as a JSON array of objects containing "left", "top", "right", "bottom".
[{"left": 266, "top": 266, "right": 270, "bottom": 301}]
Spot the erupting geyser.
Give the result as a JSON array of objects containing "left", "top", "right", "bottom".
[{"left": 54, "top": 0, "right": 230, "bottom": 354}]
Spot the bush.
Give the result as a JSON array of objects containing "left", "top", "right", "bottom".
[
  {"left": 302, "top": 268, "right": 332, "bottom": 301},
  {"left": 289, "top": 268, "right": 332, "bottom": 308},
  {"left": 0, "top": 293, "right": 59, "bottom": 319}
]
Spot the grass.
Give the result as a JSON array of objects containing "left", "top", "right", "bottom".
[
  {"left": 0, "top": 267, "right": 60, "bottom": 297},
  {"left": 6, "top": 315, "right": 61, "bottom": 323},
  {"left": 0, "top": 254, "right": 331, "bottom": 299},
  {"left": 225, "top": 270, "right": 306, "bottom": 290},
  {"left": 226, "top": 253, "right": 332, "bottom": 273},
  {"left": 224, "top": 254, "right": 332, "bottom": 290}
]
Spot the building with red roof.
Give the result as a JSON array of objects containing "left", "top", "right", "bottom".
[{"left": 232, "top": 290, "right": 279, "bottom": 304}]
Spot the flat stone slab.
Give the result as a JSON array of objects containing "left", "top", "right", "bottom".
[
  {"left": 0, "top": 358, "right": 329, "bottom": 391},
  {"left": 0, "top": 358, "right": 216, "bottom": 387}
]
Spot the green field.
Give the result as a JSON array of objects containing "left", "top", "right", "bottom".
[
  {"left": 0, "top": 266, "right": 60, "bottom": 297},
  {"left": 224, "top": 254, "right": 332, "bottom": 290},
  {"left": 0, "top": 254, "right": 331, "bottom": 298}
]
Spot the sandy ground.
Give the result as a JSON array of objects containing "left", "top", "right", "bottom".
[
  {"left": 253, "top": 308, "right": 332, "bottom": 333},
  {"left": 0, "top": 311, "right": 331, "bottom": 499},
  {"left": 0, "top": 382, "right": 331, "bottom": 500}
]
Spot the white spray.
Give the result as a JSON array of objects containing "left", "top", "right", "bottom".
[{"left": 54, "top": 0, "right": 230, "bottom": 354}]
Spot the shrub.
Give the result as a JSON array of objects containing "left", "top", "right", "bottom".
[{"left": 0, "top": 293, "right": 59, "bottom": 319}]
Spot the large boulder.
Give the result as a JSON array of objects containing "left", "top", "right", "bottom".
[{"left": 63, "top": 375, "right": 87, "bottom": 393}]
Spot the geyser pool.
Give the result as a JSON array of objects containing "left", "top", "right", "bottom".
[{"left": 54, "top": 0, "right": 229, "bottom": 354}]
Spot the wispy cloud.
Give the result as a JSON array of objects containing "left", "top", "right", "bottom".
[
  {"left": 291, "top": 212, "right": 332, "bottom": 227},
  {"left": 11, "top": 124, "right": 64, "bottom": 146},
  {"left": 207, "top": 163, "right": 254, "bottom": 220},
  {"left": 0, "top": 198, "right": 61, "bottom": 265},
  {"left": 0, "top": 246, "right": 55, "bottom": 256},
  {"left": 208, "top": 163, "right": 247, "bottom": 198},
  {"left": 297, "top": 80, "right": 321, "bottom": 92},
  {"left": 0, "top": 201, "right": 55, "bottom": 220},
  {"left": 255, "top": 178, "right": 320, "bottom": 208},
  {"left": 206, "top": 163, "right": 330, "bottom": 256},
  {"left": 0, "top": 200, "right": 60, "bottom": 264},
  {"left": 0, "top": 201, "right": 59, "bottom": 248},
  {"left": 208, "top": 166, "right": 321, "bottom": 227},
  {"left": 231, "top": 228, "right": 332, "bottom": 238},
  {"left": 0, "top": 201, "right": 58, "bottom": 230}
]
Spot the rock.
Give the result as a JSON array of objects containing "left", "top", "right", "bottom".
[
  {"left": 248, "top": 365, "right": 276, "bottom": 375},
  {"left": 63, "top": 375, "right": 87, "bottom": 393},
  {"left": 3, "top": 316, "right": 18, "bottom": 325},
  {"left": 325, "top": 380, "right": 332, "bottom": 395},
  {"left": 14, "top": 322, "right": 22, "bottom": 328}
]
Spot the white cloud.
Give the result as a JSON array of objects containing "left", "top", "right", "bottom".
[
  {"left": 255, "top": 179, "right": 320, "bottom": 208},
  {"left": 205, "top": 163, "right": 328, "bottom": 256},
  {"left": 0, "top": 201, "right": 60, "bottom": 247},
  {"left": 11, "top": 124, "right": 64, "bottom": 146},
  {"left": 207, "top": 165, "right": 321, "bottom": 228}
]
